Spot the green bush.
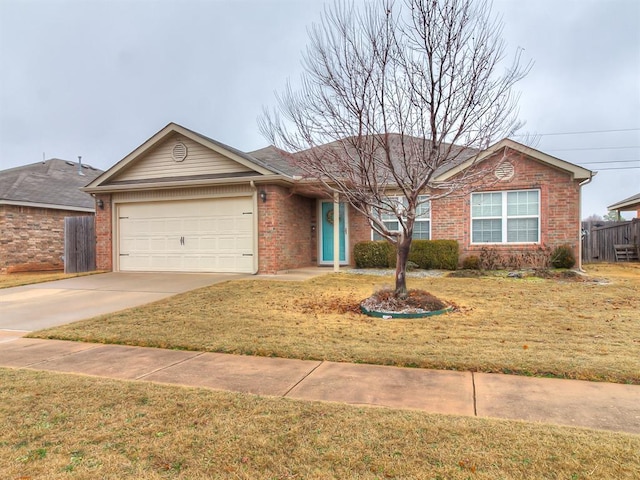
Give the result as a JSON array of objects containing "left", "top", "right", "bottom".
[
  {"left": 550, "top": 244, "right": 576, "bottom": 269},
  {"left": 353, "top": 241, "right": 394, "bottom": 268},
  {"left": 383, "top": 239, "right": 459, "bottom": 271},
  {"left": 462, "top": 255, "right": 480, "bottom": 270},
  {"left": 409, "top": 240, "right": 459, "bottom": 270}
]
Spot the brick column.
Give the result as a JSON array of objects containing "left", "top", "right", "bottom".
[{"left": 95, "top": 194, "right": 113, "bottom": 271}]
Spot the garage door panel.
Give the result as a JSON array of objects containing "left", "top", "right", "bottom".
[{"left": 118, "top": 197, "right": 255, "bottom": 273}]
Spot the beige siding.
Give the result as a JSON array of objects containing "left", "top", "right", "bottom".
[
  {"left": 112, "top": 135, "right": 254, "bottom": 182},
  {"left": 112, "top": 185, "right": 254, "bottom": 203}
]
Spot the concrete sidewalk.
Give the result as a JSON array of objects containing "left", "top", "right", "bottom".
[{"left": 1, "top": 335, "right": 638, "bottom": 435}]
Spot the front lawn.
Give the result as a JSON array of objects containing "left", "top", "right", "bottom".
[
  {"left": 0, "top": 271, "right": 101, "bottom": 289},
  {"left": 30, "top": 263, "right": 640, "bottom": 384},
  {"left": 1, "top": 368, "right": 638, "bottom": 480}
]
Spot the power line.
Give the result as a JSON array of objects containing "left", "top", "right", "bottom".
[
  {"left": 593, "top": 166, "right": 640, "bottom": 171},
  {"left": 512, "top": 128, "right": 640, "bottom": 137},
  {"left": 546, "top": 146, "right": 639, "bottom": 152},
  {"left": 579, "top": 159, "right": 640, "bottom": 165}
]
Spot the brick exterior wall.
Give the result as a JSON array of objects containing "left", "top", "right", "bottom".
[
  {"left": 257, "top": 185, "right": 315, "bottom": 273},
  {"left": 94, "top": 194, "right": 113, "bottom": 271},
  {"left": 431, "top": 150, "right": 582, "bottom": 267},
  {"left": 348, "top": 205, "right": 372, "bottom": 257},
  {"left": 92, "top": 149, "right": 582, "bottom": 274},
  {"left": 0, "top": 204, "right": 92, "bottom": 274}
]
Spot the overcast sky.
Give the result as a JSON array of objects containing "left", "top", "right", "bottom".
[{"left": 1, "top": 0, "right": 638, "bottom": 219}]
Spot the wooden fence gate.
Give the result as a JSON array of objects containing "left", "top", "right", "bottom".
[
  {"left": 64, "top": 216, "right": 96, "bottom": 273},
  {"left": 581, "top": 218, "right": 640, "bottom": 263}
]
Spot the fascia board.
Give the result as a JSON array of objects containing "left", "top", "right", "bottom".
[
  {"left": 0, "top": 199, "right": 95, "bottom": 213},
  {"left": 434, "top": 138, "right": 593, "bottom": 182},
  {"left": 82, "top": 174, "right": 293, "bottom": 193}
]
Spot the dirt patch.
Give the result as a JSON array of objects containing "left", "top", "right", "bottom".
[{"left": 296, "top": 295, "right": 362, "bottom": 315}]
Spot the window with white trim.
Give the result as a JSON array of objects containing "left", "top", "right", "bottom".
[
  {"left": 372, "top": 195, "right": 430, "bottom": 240},
  {"left": 471, "top": 190, "right": 540, "bottom": 243}
]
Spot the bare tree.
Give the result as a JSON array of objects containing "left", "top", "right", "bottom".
[{"left": 260, "top": 0, "right": 531, "bottom": 296}]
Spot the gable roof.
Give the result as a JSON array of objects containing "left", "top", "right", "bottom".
[
  {"left": 608, "top": 192, "right": 640, "bottom": 211},
  {"left": 84, "top": 123, "right": 290, "bottom": 192},
  {"left": 83, "top": 124, "right": 595, "bottom": 194},
  {"left": 0, "top": 159, "right": 103, "bottom": 211},
  {"left": 434, "top": 138, "right": 594, "bottom": 183}
]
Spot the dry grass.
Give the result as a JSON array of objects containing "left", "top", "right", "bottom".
[
  {"left": 1, "top": 368, "right": 638, "bottom": 480},
  {"left": 0, "top": 271, "right": 101, "bottom": 289},
  {"left": 30, "top": 263, "right": 640, "bottom": 384}
]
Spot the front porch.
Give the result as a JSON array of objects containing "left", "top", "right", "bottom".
[{"left": 256, "top": 184, "right": 370, "bottom": 274}]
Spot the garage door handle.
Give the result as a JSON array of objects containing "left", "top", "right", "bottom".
[{"left": 180, "top": 236, "right": 185, "bottom": 245}]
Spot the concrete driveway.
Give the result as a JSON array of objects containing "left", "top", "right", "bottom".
[{"left": 0, "top": 272, "right": 247, "bottom": 333}]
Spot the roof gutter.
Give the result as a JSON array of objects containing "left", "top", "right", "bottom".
[{"left": 82, "top": 174, "right": 294, "bottom": 194}]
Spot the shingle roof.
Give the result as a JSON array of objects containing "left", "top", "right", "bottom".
[
  {"left": 250, "top": 134, "right": 480, "bottom": 182},
  {"left": 0, "top": 159, "right": 103, "bottom": 210},
  {"left": 608, "top": 192, "right": 640, "bottom": 211},
  {"left": 248, "top": 146, "right": 304, "bottom": 177}
]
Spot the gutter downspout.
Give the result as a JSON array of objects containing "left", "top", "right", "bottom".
[{"left": 578, "top": 172, "right": 596, "bottom": 271}]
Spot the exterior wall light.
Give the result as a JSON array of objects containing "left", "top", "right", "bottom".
[
  {"left": 97, "top": 199, "right": 104, "bottom": 210},
  {"left": 259, "top": 191, "right": 267, "bottom": 203}
]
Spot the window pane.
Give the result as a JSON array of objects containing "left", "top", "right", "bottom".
[
  {"left": 414, "top": 220, "right": 430, "bottom": 240},
  {"left": 381, "top": 210, "right": 396, "bottom": 221},
  {"left": 472, "top": 193, "right": 502, "bottom": 217},
  {"left": 385, "top": 221, "right": 399, "bottom": 231},
  {"left": 472, "top": 219, "right": 502, "bottom": 242},
  {"left": 507, "top": 191, "right": 538, "bottom": 216},
  {"left": 507, "top": 218, "right": 539, "bottom": 242},
  {"left": 379, "top": 197, "right": 406, "bottom": 221},
  {"left": 416, "top": 201, "right": 430, "bottom": 219}
]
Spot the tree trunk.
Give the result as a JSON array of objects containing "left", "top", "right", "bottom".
[{"left": 395, "top": 235, "right": 413, "bottom": 298}]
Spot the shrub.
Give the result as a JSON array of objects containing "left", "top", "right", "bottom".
[
  {"left": 388, "top": 240, "right": 459, "bottom": 270},
  {"left": 410, "top": 240, "right": 459, "bottom": 270},
  {"left": 353, "top": 241, "right": 393, "bottom": 268},
  {"left": 462, "top": 255, "right": 480, "bottom": 270},
  {"left": 356, "top": 240, "right": 459, "bottom": 270},
  {"left": 550, "top": 244, "right": 576, "bottom": 269}
]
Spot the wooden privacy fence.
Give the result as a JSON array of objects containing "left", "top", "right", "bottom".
[
  {"left": 64, "top": 216, "right": 96, "bottom": 273},
  {"left": 581, "top": 218, "right": 640, "bottom": 263}
]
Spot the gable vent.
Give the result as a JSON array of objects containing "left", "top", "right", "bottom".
[
  {"left": 495, "top": 161, "right": 515, "bottom": 181},
  {"left": 172, "top": 142, "right": 188, "bottom": 162}
]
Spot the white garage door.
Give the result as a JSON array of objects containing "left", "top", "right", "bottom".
[{"left": 118, "top": 197, "right": 255, "bottom": 273}]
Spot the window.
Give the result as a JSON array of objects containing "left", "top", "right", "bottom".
[
  {"left": 471, "top": 190, "right": 539, "bottom": 243},
  {"left": 372, "top": 196, "right": 430, "bottom": 240}
]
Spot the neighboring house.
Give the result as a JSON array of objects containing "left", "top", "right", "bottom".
[
  {"left": 0, "top": 159, "right": 103, "bottom": 273},
  {"left": 84, "top": 123, "right": 594, "bottom": 274},
  {"left": 608, "top": 193, "right": 640, "bottom": 219}
]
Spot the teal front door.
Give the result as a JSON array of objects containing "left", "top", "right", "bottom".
[{"left": 320, "top": 201, "right": 346, "bottom": 263}]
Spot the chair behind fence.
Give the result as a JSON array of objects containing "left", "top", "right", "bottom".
[{"left": 582, "top": 218, "right": 640, "bottom": 263}]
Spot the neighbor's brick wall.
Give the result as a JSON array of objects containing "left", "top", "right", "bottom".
[
  {"left": 431, "top": 149, "right": 582, "bottom": 266},
  {"left": 0, "top": 204, "right": 91, "bottom": 274},
  {"left": 258, "top": 185, "right": 315, "bottom": 273},
  {"left": 95, "top": 194, "right": 113, "bottom": 271}
]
